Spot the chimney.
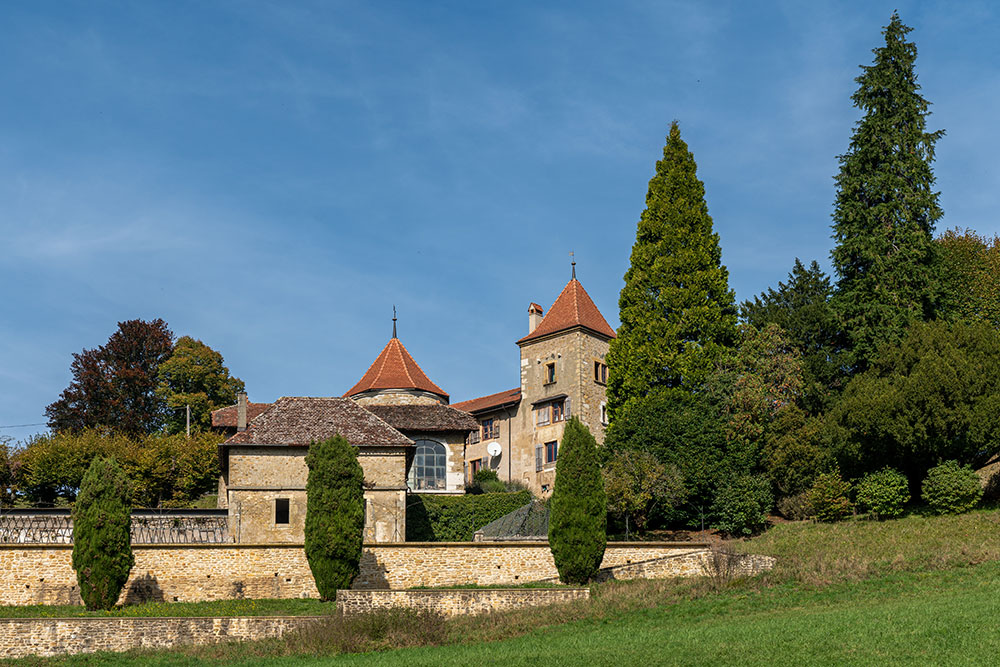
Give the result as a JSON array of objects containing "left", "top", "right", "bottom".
[
  {"left": 237, "top": 393, "right": 248, "bottom": 432},
  {"left": 528, "top": 303, "right": 544, "bottom": 334}
]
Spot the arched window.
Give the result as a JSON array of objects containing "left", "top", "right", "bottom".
[{"left": 409, "top": 439, "right": 447, "bottom": 490}]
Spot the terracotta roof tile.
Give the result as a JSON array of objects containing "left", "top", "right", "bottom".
[
  {"left": 345, "top": 337, "right": 448, "bottom": 400},
  {"left": 223, "top": 397, "right": 412, "bottom": 447},
  {"left": 211, "top": 401, "right": 273, "bottom": 428},
  {"left": 451, "top": 388, "right": 522, "bottom": 414},
  {"left": 365, "top": 405, "right": 478, "bottom": 432},
  {"left": 517, "top": 278, "right": 616, "bottom": 344}
]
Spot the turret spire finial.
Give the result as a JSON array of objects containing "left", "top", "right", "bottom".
[
  {"left": 392, "top": 305, "right": 397, "bottom": 338},
  {"left": 570, "top": 251, "right": 576, "bottom": 280}
]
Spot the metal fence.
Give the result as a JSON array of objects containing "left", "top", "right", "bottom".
[{"left": 0, "top": 508, "right": 230, "bottom": 544}]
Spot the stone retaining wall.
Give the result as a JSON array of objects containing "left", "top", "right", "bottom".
[
  {"left": 0, "top": 616, "right": 323, "bottom": 659},
  {"left": 0, "top": 542, "right": 774, "bottom": 606},
  {"left": 336, "top": 587, "right": 590, "bottom": 617}
]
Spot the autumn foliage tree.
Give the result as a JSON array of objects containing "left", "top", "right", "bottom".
[
  {"left": 937, "top": 228, "right": 1000, "bottom": 328},
  {"left": 46, "top": 319, "right": 174, "bottom": 436}
]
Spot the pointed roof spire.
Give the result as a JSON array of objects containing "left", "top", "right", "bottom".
[
  {"left": 392, "top": 305, "right": 397, "bottom": 339},
  {"left": 570, "top": 251, "right": 576, "bottom": 280},
  {"left": 517, "top": 271, "right": 616, "bottom": 345},
  {"left": 345, "top": 336, "right": 449, "bottom": 401}
]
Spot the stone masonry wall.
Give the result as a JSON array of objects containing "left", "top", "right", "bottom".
[
  {"left": 0, "top": 616, "right": 323, "bottom": 660},
  {"left": 336, "top": 588, "right": 590, "bottom": 617},
  {"left": 0, "top": 542, "right": 773, "bottom": 606}
]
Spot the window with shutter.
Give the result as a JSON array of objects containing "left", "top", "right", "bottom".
[{"left": 535, "top": 445, "right": 543, "bottom": 472}]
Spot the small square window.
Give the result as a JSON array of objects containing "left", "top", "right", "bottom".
[
  {"left": 594, "top": 361, "right": 608, "bottom": 384},
  {"left": 275, "top": 498, "right": 290, "bottom": 525},
  {"left": 545, "top": 362, "right": 556, "bottom": 384}
]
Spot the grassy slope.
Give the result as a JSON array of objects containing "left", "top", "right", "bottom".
[{"left": 15, "top": 508, "right": 1000, "bottom": 665}]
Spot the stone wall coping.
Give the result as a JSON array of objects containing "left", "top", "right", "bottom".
[
  {"left": 0, "top": 615, "right": 330, "bottom": 623},
  {"left": 0, "top": 541, "right": 711, "bottom": 550},
  {"left": 341, "top": 588, "right": 589, "bottom": 593}
]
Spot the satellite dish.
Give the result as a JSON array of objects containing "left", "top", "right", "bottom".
[{"left": 487, "top": 442, "right": 502, "bottom": 457}]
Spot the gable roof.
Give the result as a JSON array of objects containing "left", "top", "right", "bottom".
[
  {"left": 344, "top": 337, "right": 449, "bottom": 401},
  {"left": 517, "top": 278, "right": 616, "bottom": 345},
  {"left": 451, "top": 388, "right": 522, "bottom": 414},
  {"left": 365, "top": 404, "right": 478, "bottom": 432},
  {"left": 223, "top": 396, "right": 412, "bottom": 448},
  {"left": 211, "top": 401, "right": 273, "bottom": 428}
]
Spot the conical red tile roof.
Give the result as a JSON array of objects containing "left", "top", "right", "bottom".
[
  {"left": 517, "top": 278, "right": 616, "bottom": 344},
  {"left": 345, "top": 337, "right": 449, "bottom": 401}
]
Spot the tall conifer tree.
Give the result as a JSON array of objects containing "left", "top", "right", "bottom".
[
  {"left": 607, "top": 121, "right": 736, "bottom": 419},
  {"left": 831, "top": 13, "right": 943, "bottom": 372}
]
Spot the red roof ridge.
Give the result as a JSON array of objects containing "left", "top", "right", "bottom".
[
  {"left": 345, "top": 337, "right": 448, "bottom": 400},
  {"left": 517, "top": 278, "right": 616, "bottom": 344},
  {"left": 452, "top": 387, "right": 522, "bottom": 414}
]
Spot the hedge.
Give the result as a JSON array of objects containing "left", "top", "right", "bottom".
[{"left": 406, "top": 490, "right": 532, "bottom": 541}]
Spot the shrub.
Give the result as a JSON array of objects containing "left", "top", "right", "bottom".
[
  {"left": 856, "top": 467, "right": 910, "bottom": 519},
  {"left": 603, "top": 450, "right": 687, "bottom": 535},
  {"left": 806, "top": 469, "right": 853, "bottom": 522},
  {"left": 467, "top": 469, "right": 506, "bottom": 494},
  {"left": 710, "top": 474, "right": 773, "bottom": 537},
  {"left": 776, "top": 492, "right": 811, "bottom": 521},
  {"left": 304, "top": 435, "right": 365, "bottom": 600},
  {"left": 921, "top": 460, "right": 983, "bottom": 515},
  {"left": 72, "top": 456, "right": 134, "bottom": 610},
  {"left": 549, "top": 418, "right": 607, "bottom": 584},
  {"left": 406, "top": 490, "right": 531, "bottom": 541}
]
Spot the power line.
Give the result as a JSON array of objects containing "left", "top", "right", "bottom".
[{"left": 0, "top": 423, "right": 47, "bottom": 430}]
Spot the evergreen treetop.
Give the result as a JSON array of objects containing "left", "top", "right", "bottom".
[
  {"left": 831, "top": 12, "right": 944, "bottom": 371},
  {"left": 607, "top": 121, "right": 736, "bottom": 419}
]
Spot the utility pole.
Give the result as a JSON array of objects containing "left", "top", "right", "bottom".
[{"left": 186, "top": 404, "right": 191, "bottom": 438}]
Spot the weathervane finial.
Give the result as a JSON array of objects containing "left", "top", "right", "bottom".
[
  {"left": 570, "top": 251, "right": 576, "bottom": 279},
  {"left": 392, "top": 305, "right": 397, "bottom": 338}
]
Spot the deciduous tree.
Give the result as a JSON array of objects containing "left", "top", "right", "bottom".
[
  {"left": 603, "top": 450, "right": 686, "bottom": 535},
  {"left": 937, "top": 228, "right": 1000, "bottom": 328},
  {"left": 46, "top": 319, "right": 174, "bottom": 436},
  {"left": 549, "top": 418, "right": 606, "bottom": 584},
  {"left": 607, "top": 121, "right": 736, "bottom": 420},
  {"left": 830, "top": 13, "right": 944, "bottom": 372},
  {"left": 304, "top": 434, "right": 365, "bottom": 600},
  {"left": 156, "top": 336, "right": 245, "bottom": 434}
]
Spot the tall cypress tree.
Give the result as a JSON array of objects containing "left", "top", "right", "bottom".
[
  {"left": 607, "top": 121, "right": 736, "bottom": 419},
  {"left": 831, "top": 13, "right": 943, "bottom": 372},
  {"left": 72, "top": 456, "right": 134, "bottom": 610},
  {"left": 304, "top": 434, "right": 365, "bottom": 600},
  {"left": 548, "top": 417, "right": 606, "bottom": 584}
]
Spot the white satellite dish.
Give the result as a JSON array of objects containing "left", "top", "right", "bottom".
[{"left": 487, "top": 442, "right": 502, "bottom": 457}]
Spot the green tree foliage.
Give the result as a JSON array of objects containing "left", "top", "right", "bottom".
[
  {"left": 604, "top": 388, "right": 725, "bottom": 524},
  {"left": 14, "top": 430, "right": 221, "bottom": 507},
  {"left": 0, "top": 437, "right": 15, "bottom": 506},
  {"left": 304, "top": 434, "right": 365, "bottom": 600},
  {"left": 763, "top": 405, "right": 833, "bottom": 497},
  {"left": 607, "top": 121, "right": 736, "bottom": 419},
  {"left": 856, "top": 467, "right": 910, "bottom": 520},
  {"left": 830, "top": 13, "right": 944, "bottom": 372},
  {"left": 710, "top": 474, "right": 773, "bottom": 537},
  {"left": 549, "top": 418, "right": 606, "bottom": 584},
  {"left": 405, "top": 490, "right": 532, "bottom": 542},
  {"left": 921, "top": 460, "right": 982, "bottom": 515},
  {"left": 156, "top": 336, "right": 245, "bottom": 434},
  {"left": 603, "top": 450, "right": 687, "bottom": 535},
  {"left": 937, "top": 228, "right": 1000, "bottom": 328},
  {"left": 46, "top": 319, "right": 174, "bottom": 436},
  {"left": 806, "top": 470, "right": 853, "bottom": 522},
  {"left": 707, "top": 323, "right": 804, "bottom": 473},
  {"left": 467, "top": 468, "right": 507, "bottom": 494},
  {"left": 825, "top": 320, "right": 1000, "bottom": 487},
  {"left": 742, "top": 259, "right": 845, "bottom": 411},
  {"left": 72, "top": 456, "right": 134, "bottom": 610}
]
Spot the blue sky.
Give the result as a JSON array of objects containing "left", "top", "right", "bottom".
[{"left": 2, "top": 1, "right": 999, "bottom": 442}]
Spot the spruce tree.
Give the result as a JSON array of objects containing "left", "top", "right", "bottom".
[
  {"left": 831, "top": 12, "right": 943, "bottom": 372},
  {"left": 548, "top": 417, "right": 606, "bottom": 584},
  {"left": 304, "top": 434, "right": 365, "bottom": 600},
  {"left": 71, "top": 456, "right": 134, "bottom": 610},
  {"left": 607, "top": 121, "right": 736, "bottom": 419}
]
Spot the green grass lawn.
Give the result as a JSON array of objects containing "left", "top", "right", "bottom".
[{"left": 14, "top": 508, "right": 1000, "bottom": 665}]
